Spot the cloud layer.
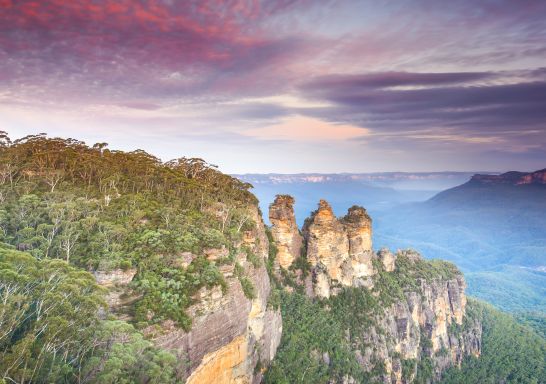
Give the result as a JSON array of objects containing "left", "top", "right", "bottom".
[{"left": 1, "top": 0, "right": 546, "bottom": 172}]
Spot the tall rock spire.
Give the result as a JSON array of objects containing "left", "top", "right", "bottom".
[
  {"left": 303, "top": 200, "right": 377, "bottom": 298},
  {"left": 269, "top": 195, "right": 303, "bottom": 269}
]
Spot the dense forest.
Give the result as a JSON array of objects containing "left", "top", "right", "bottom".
[
  {"left": 0, "top": 132, "right": 258, "bottom": 383},
  {"left": 441, "top": 300, "right": 546, "bottom": 384},
  {"left": 0, "top": 133, "right": 544, "bottom": 383}
]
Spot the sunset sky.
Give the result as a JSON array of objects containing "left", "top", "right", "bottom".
[{"left": 1, "top": 0, "right": 545, "bottom": 173}]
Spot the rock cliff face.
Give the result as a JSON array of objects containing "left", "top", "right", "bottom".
[
  {"left": 301, "top": 200, "right": 375, "bottom": 298},
  {"left": 156, "top": 205, "right": 282, "bottom": 384},
  {"left": 98, "top": 205, "right": 282, "bottom": 384},
  {"left": 97, "top": 194, "right": 482, "bottom": 384},
  {"left": 359, "top": 264, "right": 482, "bottom": 383},
  {"left": 268, "top": 195, "right": 302, "bottom": 269}
]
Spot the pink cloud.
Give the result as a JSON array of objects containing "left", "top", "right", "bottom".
[{"left": 243, "top": 115, "right": 368, "bottom": 141}]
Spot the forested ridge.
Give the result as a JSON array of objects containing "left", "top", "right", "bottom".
[{"left": 0, "top": 132, "right": 259, "bottom": 383}]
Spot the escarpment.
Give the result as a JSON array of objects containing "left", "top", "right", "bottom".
[
  {"left": 156, "top": 206, "right": 282, "bottom": 384},
  {"left": 97, "top": 194, "right": 482, "bottom": 384},
  {"left": 268, "top": 197, "right": 483, "bottom": 383},
  {"left": 99, "top": 205, "right": 282, "bottom": 384}
]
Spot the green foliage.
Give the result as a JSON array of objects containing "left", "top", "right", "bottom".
[
  {"left": 401, "top": 359, "right": 416, "bottom": 381},
  {"left": 0, "top": 247, "right": 180, "bottom": 383},
  {"left": 466, "top": 266, "right": 546, "bottom": 312},
  {"left": 290, "top": 244, "right": 311, "bottom": 278},
  {"left": 133, "top": 256, "right": 226, "bottom": 330},
  {"left": 514, "top": 311, "right": 546, "bottom": 338},
  {"left": 244, "top": 245, "right": 262, "bottom": 268},
  {"left": 329, "top": 287, "right": 381, "bottom": 345},
  {"left": 441, "top": 299, "right": 546, "bottom": 384},
  {"left": 0, "top": 247, "right": 104, "bottom": 383},
  {"left": 263, "top": 292, "right": 368, "bottom": 384},
  {"left": 81, "top": 320, "right": 179, "bottom": 384},
  {"left": 0, "top": 133, "right": 258, "bottom": 328},
  {"left": 414, "top": 357, "right": 434, "bottom": 384},
  {"left": 372, "top": 252, "right": 460, "bottom": 307},
  {"left": 267, "top": 287, "right": 281, "bottom": 310},
  {"left": 240, "top": 276, "right": 257, "bottom": 299}
]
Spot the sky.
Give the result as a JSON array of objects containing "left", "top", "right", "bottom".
[{"left": 1, "top": 0, "right": 546, "bottom": 173}]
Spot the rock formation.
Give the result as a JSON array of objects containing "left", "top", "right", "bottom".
[
  {"left": 96, "top": 194, "right": 482, "bottom": 384},
  {"left": 268, "top": 195, "right": 303, "bottom": 269},
  {"left": 269, "top": 197, "right": 482, "bottom": 383},
  {"left": 378, "top": 248, "right": 396, "bottom": 272},
  {"left": 302, "top": 200, "right": 375, "bottom": 297}
]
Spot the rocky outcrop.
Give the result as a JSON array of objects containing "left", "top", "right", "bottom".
[
  {"left": 268, "top": 197, "right": 482, "bottom": 383},
  {"left": 96, "top": 205, "right": 282, "bottom": 384},
  {"left": 269, "top": 195, "right": 303, "bottom": 269},
  {"left": 378, "top": 248, "right": 396, "bottom": 272},
  {"left": 359, "top": 265, "right": 481, "bottom": 383},
  {"left": 94, "top": 268, "right": 138, "bottom": 319},
  {"left": 303, "top": 200, "right": 375, "bottom": 298}
]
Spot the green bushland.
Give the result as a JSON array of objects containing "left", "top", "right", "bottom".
[
  {"left": 441, "top": 299, "right": 546, "bottom": 384},
  {"left": 0, "top": 132, "right": 261, "bottom": 382},
  {"left": 0, "top": 246, "right": 179, "bottom": 383},
  {"left": 263, "top": 291, "right": 370, "bottom": 384},
  {"left": 0, "top": 133, "right": 257, "bottom": 329}
]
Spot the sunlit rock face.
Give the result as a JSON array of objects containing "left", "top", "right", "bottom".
[
  {"left": 269, "top": 195, "right": 303, "bottom": 269},
  {"left": 303, "top": 200, "right": 376, "bottom": 298},
  {"left": 267, "top": 197, "right": 481, "bottom": 383},
  {"left": 378, "top": 248, "right": 396, "bottom": 272},
  {"left": 360, "top": 268, "right": 481, "bottom": 383},
  {"left": 99, "top": 205, "right": 282, "bottom": 384}
]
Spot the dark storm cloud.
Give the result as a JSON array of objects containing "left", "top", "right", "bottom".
[{"left": 299, "top": 71, "right": 546, "bottom": 141}]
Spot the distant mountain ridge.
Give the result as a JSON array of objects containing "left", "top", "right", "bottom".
[
  {"left": 236, "top": 171, "right": 488, "bottom": 188},
  {"left": 429, "top": 168, "right": 546, "bottom": 207},
  {"left": 468, "top": 168, "right": 546, "bottom": 186}
]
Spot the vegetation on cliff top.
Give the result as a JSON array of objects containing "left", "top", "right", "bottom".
[{"left": 0, "top": 133, "right": 258, "bottom": 330}]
